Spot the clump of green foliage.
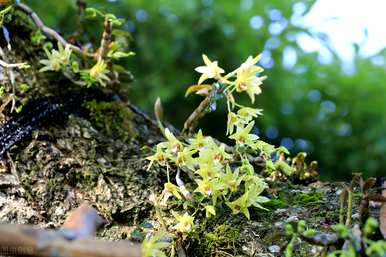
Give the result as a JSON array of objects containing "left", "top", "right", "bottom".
[
  {"left": 38, "top": 7, "right": 134, "bottom": 88},
  {"left": 282, "top": 218, "right": 386, "bottom": 257},
  {"left": 328, "top": 218, "right": 386, "bottom": 257}
]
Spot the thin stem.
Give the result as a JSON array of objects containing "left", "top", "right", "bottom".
[
  {"left": 339, "top": 190, "right": 347, "bottom": 225},
  {"left": 16, "top": 3, "right": 93, "bottom": 58},
  {"left": 152, "top": 191, "right": 168, "bottom": 232},
  {"left": 345, "top": 186, "right": 353, "bottom": 226}
]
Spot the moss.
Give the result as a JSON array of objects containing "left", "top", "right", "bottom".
[
  {"left": 264, "top": 198, "right": 287, "bottom": 209},
  {"left": 291, "top": 192, "right": 324, "bottom": 205},
  {"left": 85, "top": 100, "right": 137, "bottom": 142},
  {"left": 188, "top": 223, "right": 241, "bottom": 257}
]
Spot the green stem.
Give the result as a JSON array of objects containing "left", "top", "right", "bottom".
[
  {"left": 339, "top": 190, "right": 346, "bottom": 225},
  {"left": 345, "top": 188, "right": 353, "bottom": 226},
  {"left": 153, "top": 192, "right": 168, "bottom": 232}
]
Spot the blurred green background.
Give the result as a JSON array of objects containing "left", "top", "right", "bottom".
[{"left": 23, "top": 0, "right": 386, "bottom": 180}]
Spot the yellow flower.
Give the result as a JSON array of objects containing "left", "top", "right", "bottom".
[
  {"left": 229, "top": 121, "right": 259, "bottom": 148},
  {"left": 164, "top": 182, "right": 182, "bottom": 199},
  {"left": 176, "top": 148, "right": 197, "bottom": 170},
  {"left": 89, "top": 59, "right": 110, "bottom": 86},
  {"left": 39, "top": 43, "right": 72, "bottom": 72},
  {"left": 160, "top": 128, "right": 183, "bottom": 154},
  {"left": 235, "top": 55, "right": 266, "bottom": 103},
  {"left": 194, "top": 178, "right": 213, "bottom": 196},
  {"left": 171, "top": 211, "right": 194, "bottom": 233},
  {"left": 237, "top": 107, "right": 263, "bottom": 122},
  {"left": 240, "top": 54, "right": 262, "bottom": 69},
  {"left": 146, "top": 144, "right": 168, "bottom": 170},
  {"left": 195, "top": 54, "right": 225, "bottom": 84},
  {"left": 226, "top": 112, "right": 238, "bottom": 135},
  {"left": 160, "top": 182, "right": 182, "bottom": 205}
]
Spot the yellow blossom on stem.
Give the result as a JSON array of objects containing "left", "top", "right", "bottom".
[
  {"left": 194, "top": 54, "right": 225, "bottom": 84},
  {"left": 142, "top": 232, "right": 169, "bottom": 257},
  {"left": 171, "top": 211, "right": 194, "bottom": 233},
  {"left": 194, "top": 178, "right": 213, "bottom": 196},
  {"left": 159, "top": 128, "right": 183, "bottom": 155},
  {"left": 226, "top": 111, "right": 238, "bottom": 135},
  {"left": 39, "top": 43, "right": 72, "bottom": 72},
  {"left": 204, "top": 205, "right": 216, "bottom": 218},
  {"left": 237, "top": 107, "right": 263, "bottom": 122},
  {"left": 164, "top": 182, "right": 182, "bottom": 199},
  {"left": 234, "top": 55, "right": 266, "bottom": 103},
  {"left": 229, "top": 121, "right": 259, "bottom": 148},
  {"left": 188, "top": 129, "right": 207, "bottom": 151},
  {"left": 220, "top": 165, "right": 244, "bottom": 193},
  {"left": 176, "top": 148, "right": 197, "bottom": 170},
  {"left": 88, "top": 59, "right": 110, "bottom": 86},
  {"left": 160, "top": 182, "right": 182, "bottom": 205},
  {"left": 146, "top": 144, "right": 168, "bottom": 170}
]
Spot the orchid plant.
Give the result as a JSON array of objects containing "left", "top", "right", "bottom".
[
  {"left": 146, "top": 53, "right": 293, "bottom": 242},
  {"left": 39, "top": 8, "right": 134, "bottom": 88}
]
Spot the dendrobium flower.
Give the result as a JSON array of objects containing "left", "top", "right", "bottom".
[
  {"left": 188, "top": 130, "right": 208, "bottom": 151},
  {"left": 226, "top": 192, "right": 250, "bottom": 219},
  {"left": 197, "top": 146, "right": 229, "bottom": 172},
  {"left": 220, "top": 165, "right": 244, "bottom": 193},
  {"left": 176, "top": 148, "right": 197, "bottom": 170},
  {"left": 226, "top": 176, "right": 269, "bottom": 219},
  {"left": 171, "top": 211, "right": 194, "bottom": 233},
  {"left": 195, "top": 54, "right": 225, "bottom": 85},
  {"left": 235, "top": 55, "right": 266, "bottom": 103},
  {"left": 39, "top": 43, "right": 72, "bottom": 72},
  {"left": 146, "top": 144, "right": 168, "bottom": 170},
  {"left": 226, "top": 112, "right": 238, "bottom": 135},
  {"left": 229, "top": 121, "right": 259, "bottom": 148},
  {"left": 204, "top": 205, "right": 216, "bottom": 218},
  {"left": 196, "top": 162, "right": 221, "bottom": 179},
  {"left": 160, "top": 182, "right": 182, "bottom": 205},
  {"left": 88, "top": 59, "right": 110, "bottom": 86},
  {"left": 194, "top": 178, "right": 213, "bottom": 196},
  {"left": 240, "top": 54, "right": 262, "bottom": 69},
  {"left": 159, "top": 128, "right": 183, "bottom": 155},
  {"left": 237, "top": 107, "right": 263, "bottom": 122},
  {"left": 142, "top": 232, "right": 169, "bottom": 257}
]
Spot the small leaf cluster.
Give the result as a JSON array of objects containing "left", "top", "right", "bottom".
[
  {"left": 328, "top": 218, "right": 386, "bottom": 257},
  {"left": 38, "top": 7, "right": 134, "bottom": 88}
]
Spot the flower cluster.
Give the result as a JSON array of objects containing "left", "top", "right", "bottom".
[
  {"left": 147, "top": 126, "right": 270, "bottom": 231},
  {"left": 146, "top": 53, "right": 285, "bottom": 235},
  {"left": 190, "top": 54, "right": 267, "bottom": 103}
]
